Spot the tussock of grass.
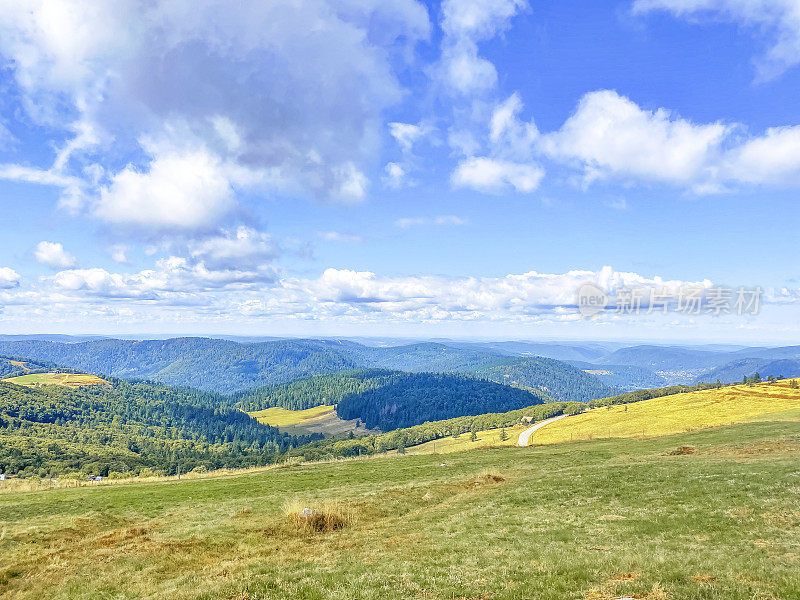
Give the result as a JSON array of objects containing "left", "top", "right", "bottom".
[
  {"left": 462, "top": 469, "right": 506, "bottom": 488},
  {"left": 284, "top": 499, "right": 354, "bottom": 533},
  {"left": 668, "top": 445, "right": 696, "bottom": 455}
]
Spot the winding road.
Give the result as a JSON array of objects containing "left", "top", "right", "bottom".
[{"left": 517, "top": 414, "right": 569, "bottom": 447}]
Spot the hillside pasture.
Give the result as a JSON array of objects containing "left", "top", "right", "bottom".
[
  {"left": 3, "top": 372, "right": 107, "bottom": 388},
  {"left": 249, "top": 405, "right": 378, "bottom": 437},
  {"left": 526, "top": 380, "right": 800, "bottom": 445},
  {"left": 1, "top": 420, "right": 799, "bottom": 599}
]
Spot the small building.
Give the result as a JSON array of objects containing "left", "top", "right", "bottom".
[
  {"left": 520, "top": 416, "right": 534, "bottom": 424},
  {"left": 0, "top": 474, "right": 6, "bottom": 481}
]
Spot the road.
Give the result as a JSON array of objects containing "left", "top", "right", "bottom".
[{"left": 517, "top": 414, "right": 570, "bottom": 447}]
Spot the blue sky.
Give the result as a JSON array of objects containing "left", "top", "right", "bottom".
[{"left": 0, "top": 0, "right": 799, "bottom": 343}]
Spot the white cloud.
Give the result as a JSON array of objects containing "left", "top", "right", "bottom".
[
  {"left": 190, "top": 226, "right": 278, "bottom": 270},
  {"left": 318, "top": 231, "right": 364, "bottom": 243},
  {"left": 389, "top": 122, "right": 428, "bottom": 153},
  {"left": 383, "top": 162, "right": 407, "bottom": 188},
  {"left": 0, "top": 267, "right": 20, "bottom": 289},
  {"left": 395, "top": 215, "right": 468, "bottom": 228},
  {"left": 109, "top": 245, "right": 129, "bottom": 264},
  {"left": 438, "top": 0, "right": 527, "bottom": 95},
  {"left": 0, "top": 0, "right": 431, "bottom": 226},
  {"left": 541, "top": 90, "right": 729, "bottom": 187},
  {"left": 452, "top": 157, "right": 543, "bottom": 193},
  {"left": 333, "top": 163, "right": 369, "bottom": 202},
  {"left": 95, "top": 146, "right": 236, "bottom": 230},
  {"left": 535, "top": 89, "right": 800, "bottom": 190},
  {"left": 722, "top": 125, "right": 800, "bottom": 185},
  {"left": 489, "top": 93, "right": 539, "bottom": 157},
  {"left": 34, "top": 241, "right": 77, "bottom": 269},
  {"left": 634, "top": 0, "right": 800, "bottom": 80}
]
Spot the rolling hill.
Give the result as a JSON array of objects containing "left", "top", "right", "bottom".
[
  {"left": 523, "top": 380, "right": 800, "bottom": 446},
  {"left": 0, "top": 378, "right": 317, "bottom": 477},
  {"left": 698, "top": 358, "right": 800, "bottom": 384},
  {"left": 0, "top": 338, "right": 616, "bottom": 400},
  {"left": 238, "top": 369, "right": 552, "bottom": 432}
]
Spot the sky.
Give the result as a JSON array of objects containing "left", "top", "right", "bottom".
[{"left": 0, "top": 0, "right": 799, "bottom": 343}]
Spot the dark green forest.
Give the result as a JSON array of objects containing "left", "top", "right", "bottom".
[
  {"left": 334, "top": 372, "right": 550, "bottom": 430},
  {"left": 465, "top": 356, "right": 618, "bottom": 402},
  {"left": 238, "top": 369, "right": 552, "bottom": 431},
  {"left": 0, "top": 379, "right": 318, "bottom": 477}
]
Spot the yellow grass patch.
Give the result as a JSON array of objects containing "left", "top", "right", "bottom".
[
  {"left": 401, "top": 423, "right": 526, "bottom": 455},
  {"left": 248, "top": 404, "right": 378, "bottom": 437},
  {"left": 526, "top": 382, "right": 800, "bottom": 446},
  {"left": 249, "top": 404, "right": 336, "bottom": 427},
  {"left": 4, "top": 372, "right": 107, "bottom": 388}
]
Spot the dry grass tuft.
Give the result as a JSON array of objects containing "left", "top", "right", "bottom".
[
  {"left": 284, "top": 499, "right": 354, "bottom": 533},
  {"left": 669, "top": 445, "right": 696, "bottom": 455},
  {"left": 690, "top": 574, "right": 716, "bottom": 583},
  {"left": 463, "top": 470, "right": 506, "bottom": 488}
]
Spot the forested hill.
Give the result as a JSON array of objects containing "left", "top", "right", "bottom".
[
  {"left": 334, "top": 372, "right": 551, "bottom": 431},
  {"left": 0, "top": 338, "right": 616, "bottom": 401},
  {"left": 0, "top": 356, "right": 60, "bottom": 378},
  {"left": 0, "top": 378, "right": 318, "bottom": 478},
  {"left": 463, "top": 356, "right": 618, "bottom": 402},
  {"left": 236, "top": 369, "right": 553, "bottom": 431},
  {"left": 235, "top": 369, "right": 401, "bottom": 411}
]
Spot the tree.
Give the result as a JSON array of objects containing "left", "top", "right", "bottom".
[
  {"left": 500, "top": 428, "right": 508, "bottom": 441},
  {"left": 470, "top": 430, "right": 478, "bottom": 442}
]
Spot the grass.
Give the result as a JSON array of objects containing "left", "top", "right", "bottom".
[
  {"left": 2, "top": 419, "right": 800, "bottom": 599},
  {"left": 2, "top": 372, "right": 107, "bottom": 388},
  {"left": 399, "top": 423, "right": 526, "bottom": 454},
  {"left": 249, "top": 404, "right": 378, "bottom": 437},
  {"left": 526, "top": 380, "right": 800, "bottom": 445}
]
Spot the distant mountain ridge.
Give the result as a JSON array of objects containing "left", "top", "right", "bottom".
[{"left": 0, "top": 338, "right": 617, "bottom": 401}]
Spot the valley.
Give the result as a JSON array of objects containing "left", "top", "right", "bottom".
[{"left": 2, "top": 337, "right": 800, "bottom": 600}]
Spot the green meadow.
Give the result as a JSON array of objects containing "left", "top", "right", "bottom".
[{"left": 2, "top": 419, "right": 799, "bottom": 600}]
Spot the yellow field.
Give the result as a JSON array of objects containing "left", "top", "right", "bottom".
[
  {"left": 527, "top": 381, "right": 800, "bottom": 445},
  {"left": 399, "top": 423, "right": 526, "bottom": 455},
  {"left": 4, "top": 372, "right": 108, "bottom": 388},
  {"left": 248, "top": 404, "right": 378, "bottom": 437},
  {"left": 249, "top": 404, "right": 336, "bottom": 427}
]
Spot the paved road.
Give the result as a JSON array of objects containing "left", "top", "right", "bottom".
[{"left": 517, "top": 414, "right": 569, "bottom": 447}]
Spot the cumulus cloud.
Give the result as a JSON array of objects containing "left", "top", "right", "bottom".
[
  {"left": 34, "top": 241, "right": 78, "bottom": 269},
  {"left": 452, "top": 157, "right": 543, "bottom": 193},
  {"left": 389, "top": 122, "right": 429, "bottom": 153},
  {"left": 95, "top": 146, "right": 236, "bottom": 229},
  {"left": 0, "top": 267, "right": 20, "bottom": 289},
  {"left": 383, "top": 162, "right": 407, "bottom": 188},
  {"left": 540, "top": 90, "right": 729, "bottom": 187},
  {"left": 395, "top": 215, "right": 468, "bottom": 228},
  {"left": 722, "top": 125, "right": 800, "bottom": 185},
  {"left": 438, "top": 0, "right": 527, "bottom": 95},
  {"left": 634, "top": 0, "right": 800, "bottom": 80},
  {"left": 0, "top": 0, "right": 431, "bottom": 227},
  {"left": 189, "top": 226, "right": 278, "bottom": 270},
  {"left": 536, "top": 89, "right": 800, "bottom": 191}
]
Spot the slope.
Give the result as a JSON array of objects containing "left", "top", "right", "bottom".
[{"left": 524, "top": 380, "right": 800, "bottom": 445}]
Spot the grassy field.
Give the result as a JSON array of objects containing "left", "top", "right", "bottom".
[
  {"left": 399, "top": 422, "right": 526, "bottom": 454},
  {"left": 249, "top": 404, "right": 378, "bottom": 437},
  {"left": 1, "top": 419, "right": 800, "bottom": 599},
  {"left": 525, "top": 381, "right": 800, "bottom": 446},
  {"left": 2, "top": 372, "right": 108, "bottom": 388}
]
